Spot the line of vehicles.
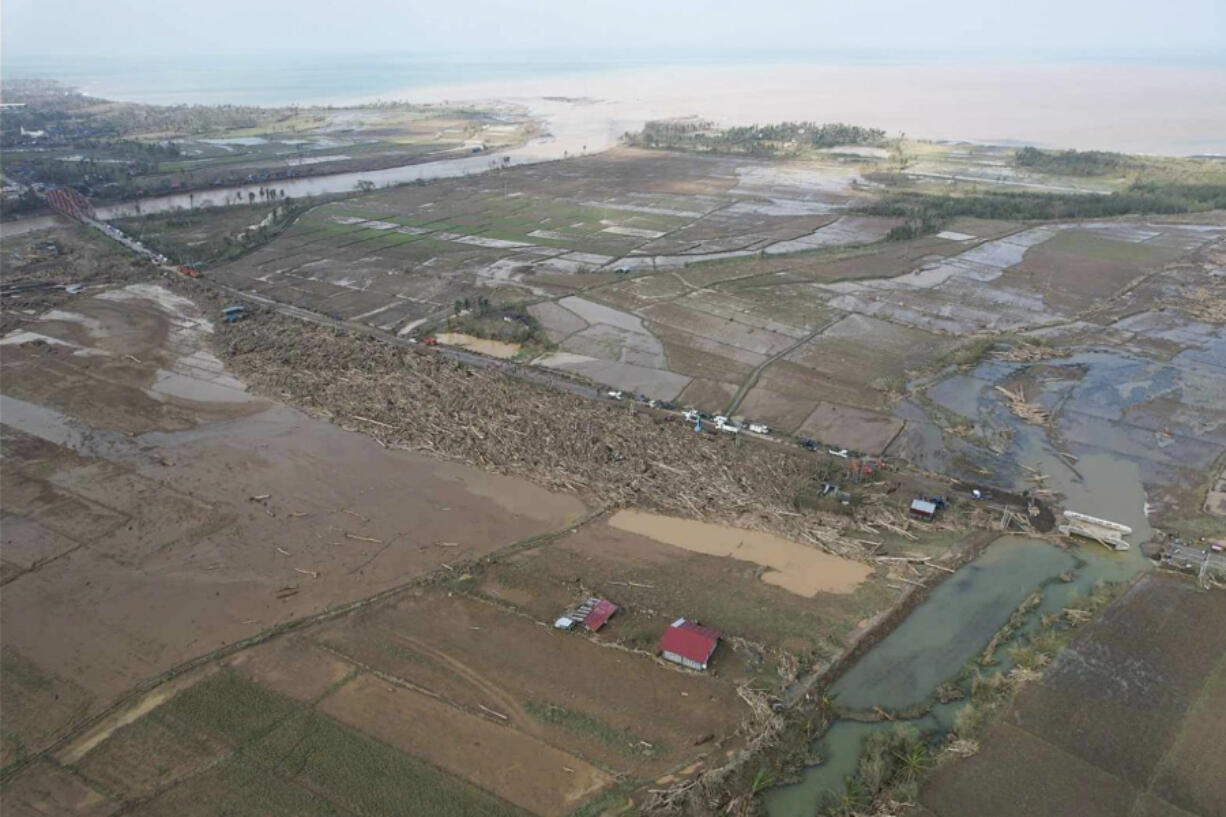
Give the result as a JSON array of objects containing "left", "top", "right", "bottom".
[
  {"left": 601, "top": 387, "right": 883, "bottom": 467},
  {"left": 605, "top": 389, "right": 773, "bottom": 436}
]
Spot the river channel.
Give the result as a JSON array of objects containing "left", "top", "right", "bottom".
[
  {"left": 0, "top": 98, "right": 642, "bottom": 239},
  {"left": 763, "top": 528, "right": 1148, "bottom": 816},
  {"left": 765, "top": 349, "right": 1160, "bottom": 814}
]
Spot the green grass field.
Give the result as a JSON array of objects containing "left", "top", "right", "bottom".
[{"left": 68, "top": 669, "right": 530, "bottom": 817}]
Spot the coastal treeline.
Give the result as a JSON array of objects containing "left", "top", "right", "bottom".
[
  {"left": 1014, "top": 146, "right": 1131, "bottom": 176},
  {"left": 0, "top": 80, "right": 294, "bottom": 147},
  {"left": 624, "top": 119, "right": 886, "bottom": 155},
  {"left": 866, "top": 182, "right": 1226, "bottom": 240}
]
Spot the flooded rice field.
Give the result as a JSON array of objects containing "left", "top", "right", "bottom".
[{"left": 432, "top": 332, "right": 522, "bottom": 359}]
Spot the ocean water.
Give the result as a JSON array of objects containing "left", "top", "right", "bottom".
[
  {"left": 6, "top": 47, "right": 1224, "bottom": 108},
  {"left": 0, "top": 48, "right": 912, "bottom": 106},
  {"left": 5, "top": 49, "right": 1225, "bottom": 154},
  {"left": 2, "top": 52, "right": 629, "bottom": 106}
]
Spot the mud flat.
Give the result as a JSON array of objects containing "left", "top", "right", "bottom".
[
  {"left": 608, "top": 510, "right": 871, "bottom": 596},
  {"left": 0, "top": 282, "right": 585, "bottom": 775}
]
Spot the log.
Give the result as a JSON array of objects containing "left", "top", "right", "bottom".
[{"left": 478, "top": 704, "right": 509, "bottom": 720}]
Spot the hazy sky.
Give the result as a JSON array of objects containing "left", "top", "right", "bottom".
[{"left": 4, "top": 0, "right": 1225, "bottom": 59}]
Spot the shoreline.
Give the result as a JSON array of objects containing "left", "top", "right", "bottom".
[
  {"left": 6, "top": 58, "right": 1225, "bottom": 155},
  {"left": 387, "top": 60, "right": 1226, "bottom": 156}
]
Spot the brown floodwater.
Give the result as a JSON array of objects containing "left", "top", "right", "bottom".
[
  {"left": 607, "top": 509, "right": 871, "bottom": 595},
  {"left": 433, "top": 332, "right": 522, "bottom": 359}
]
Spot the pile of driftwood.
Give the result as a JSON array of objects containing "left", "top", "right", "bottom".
[
  {"left": 218, "top": 313, "right": 866, "bottom": 557},
  {"left": 994, "top": 342, "right": 1071, "bottom": 363},
  {"left": 994, "top": 385, "right": 1049, "bottom": 425},
  {"left": 641, "top": 684, "right": 783, "bottom": 816},
  {"left": 1181, "top": 286, "right": 1226, "bottom": 324}
]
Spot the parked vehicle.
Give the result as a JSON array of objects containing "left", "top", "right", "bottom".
[
  {"left": 798, "top": 437, "right": 819, "bottom": 450},
  {"left": 221, "top": 305, "right": 249, "bottom": 323},
  {"left": 748, "top": 423, "right": 770, "bottom": 435},
  {"left": 606, "top": 389, "right": 624, "bottom": 400},
  {"left": 828, "top": 448, "right": 850, "bottom": 459}
]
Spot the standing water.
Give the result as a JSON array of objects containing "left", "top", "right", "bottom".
[
  {"left": 765, "top": 376, "right": 1159, "bottom": 816},
  {"left": 762, "top": 536, "right": 1082, "bottom": 817}
]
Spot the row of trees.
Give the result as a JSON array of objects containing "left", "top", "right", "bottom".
[
  {"left": 720, "top": 121, "right": 887, "bottom": 149},
  {"left": 1014, "top": 146, "right": 1130, "bottom": 176},
  {"left": 864, "top": 182, "right": 1226, "bottom": 240},
  {"left": 623, "top": 119, "right": 886, "bottom": 155}
]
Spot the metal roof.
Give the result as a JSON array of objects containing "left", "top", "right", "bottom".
[
  {"left": 583, "top": 599, "right": 618, "bottom": 631},
  {"left": 910, "top": 499, "right": 938, "bottom": 515},
  {"left": 658, "top": 619, "right": 720, "bottom": 665}
]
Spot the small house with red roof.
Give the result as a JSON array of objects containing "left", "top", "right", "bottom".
[{"left": 658, "top": 618, "right": 721, "bottom": 671}]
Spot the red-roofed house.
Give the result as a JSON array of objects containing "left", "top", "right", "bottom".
[
  {"left": 658, "top": 618, "right": 720, "bottom": 671},
  {"left": 583, "top": 598, "right": 619, "bottom": 632}
]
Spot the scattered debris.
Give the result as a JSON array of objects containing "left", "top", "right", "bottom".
[
  {"left": 993, "top": 342, "right": 1071, "bottom": 363},
  {"left": 352, "top": 414, "right": 396, "bottom": 429},
  {"left": 477, "top": 704, "right": 508, "bottom": 720},
  {"left": 994, "top": 385, "right": 1049, "bottom": 424},
  {"left": 218, "top": 313, "right": 874, "bottom": 559},
  {"left": 1058, "top": 510, "right": 1132, "bottom": 551},
  {"left": 558, "top": 597, "right": 620, "bottom": 632},
  {"left": 1179, "top": 286, "right": 1226, "bottom": 324}
]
